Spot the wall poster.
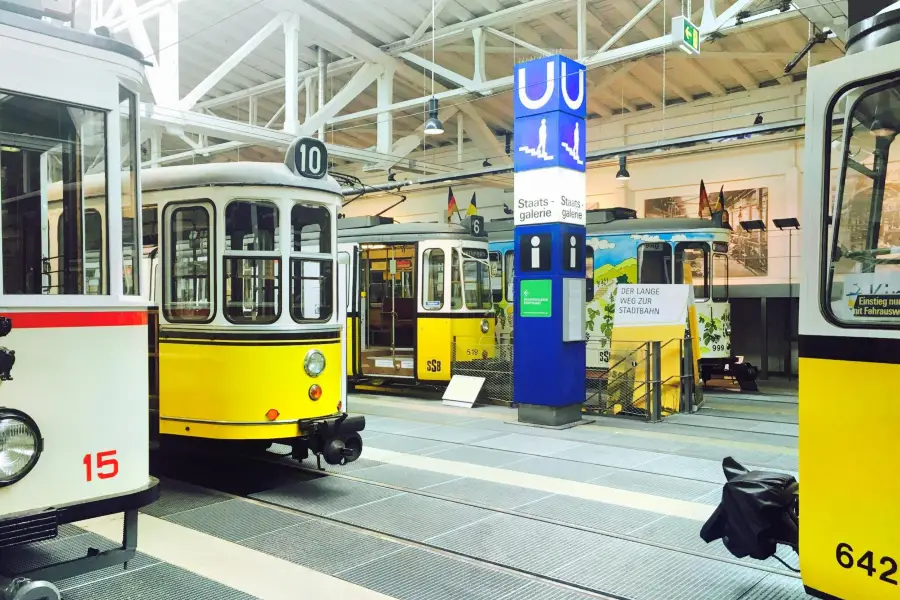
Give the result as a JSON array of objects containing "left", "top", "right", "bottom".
[{"left": 644, "top": 187, "right": 769, "bottom": 277}]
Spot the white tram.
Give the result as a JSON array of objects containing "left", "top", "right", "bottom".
[{"left": 0, "top": 3, "right": 158, "bottom": 599}]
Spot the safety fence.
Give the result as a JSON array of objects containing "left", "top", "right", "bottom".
[{"left": 451, "top": 334, "right": 701, "bottom": 422}]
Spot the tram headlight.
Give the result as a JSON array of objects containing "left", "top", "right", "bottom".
[
  {"left": 0, "top": 409, "right": 42, "bottom": 487},
  {"left": 480, "top": 319, "right": 490, "bottom": 334},
  {"left": 304, "top": 349, "right": 326, "bottom": 377}
]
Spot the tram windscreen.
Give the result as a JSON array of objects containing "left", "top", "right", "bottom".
[
  {"left": 461, "top": 248, "right": 492, "bottom": 310},
  {"left": 637, "top": 243, "right": 673, "bottom": 284},
  {"left": 0, "top": 91, "right": 108, "bottom": 294},
  {"left": 675, "top": 242, "right": 709, "bottom": 300},
  {"left": 827, "top": 77, "right": 900, "bottom": 325}
]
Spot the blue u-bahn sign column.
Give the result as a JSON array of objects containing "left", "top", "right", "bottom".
[{"left": 512, "top": 55, "right": 587, "bottom": 426}]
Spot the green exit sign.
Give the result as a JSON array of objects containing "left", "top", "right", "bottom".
[{"left": 673, "top": 16, "right": 700, "bottom": 55}]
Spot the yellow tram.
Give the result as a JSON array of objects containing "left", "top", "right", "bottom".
[
  {"left": 798, "top": 8, "right": 900, "bottom": 599},
  {"left": 138, "top": 138, "right": 364, "bottom": 466},
  {"left": 336, "top": 215, "right": 496, "bottom": 385}
]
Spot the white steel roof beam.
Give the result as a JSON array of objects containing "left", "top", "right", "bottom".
[
  {"left": 599, "top": 0, "right": 662, "bottom": 52},
  {"left": 179, "top": 13, "right": 291, "bottom": 111},
  {"left": 400, "top": 52, "right": 480, "bottom": 92},
  {"left": 119, "top": 0, "right": 165, "bottom": 103},
  {"left": 410, "top": 0, "right": 453, "bottom": 44},
  {"left": 157, "top": 0, "right": 179, "bottom": 107},
  {"left": 458, "top": 103, "right": 509, "bottom": 166},
  {"left": 484, "top": 27, "right": 551, "bottom": 57},
  {"left": 372, "top": 104, "right": 459, "bottom": 171},
  {"left": 298, "top": 62, "right": 384, "bottom": 138}
]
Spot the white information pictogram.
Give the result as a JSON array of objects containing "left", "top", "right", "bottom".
[
  {"left": 531, "top": 236, "right": 541, "bottom": 268},
  {"left": 518, "top": 118, "right": 554, "bottom": 160},
  {"left": 560, "top": 122, "right": 584, "bottom": 166}
]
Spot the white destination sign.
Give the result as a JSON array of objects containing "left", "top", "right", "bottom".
[
  {"left": 613, "top": 284, "right": 690, "bottom": 326},
  {"left": 513, "top": 167, "right": 586, "bottom": 226}
]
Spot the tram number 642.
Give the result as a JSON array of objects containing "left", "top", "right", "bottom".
[
  {"left": 83, "top": 450, "right": 119, "bottom": 482},
  {"left": 836, "top": 542, "right": 898, "bottom": 585}
]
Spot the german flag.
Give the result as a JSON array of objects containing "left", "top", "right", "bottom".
[
  {"left": 698, "top": 180, "right": 709, "bottom": 218},
  {"left": 466, "top": 192, "right": 477, "bottom": 216},
  {"left": 447, "top": 187, "right": 457, "bottom": 223}
]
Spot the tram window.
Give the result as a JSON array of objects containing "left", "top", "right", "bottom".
[
  {"left": 224, "top": 258, "right": 280, "bottom": 324},
  {"left": 0, "top": 92, "right": 107, "bottom": 295},
  {"left": 826, "top": 77, "right": 900, "bottom": 326},
  {"left": 451, "top": 250, "right": 463, "bottom": 309},
  {"left": 290, "top": 259, "right": 333, "bottom": 322},
  {"left": 489, "top": 251, "right": 502, "bottom": 303},
  {"left": 713, "top": 254, "right": 729, "bottom": 302},
  {"left": 462, "top": 248, "right": 492, "bottom": 310},
  {"left": 167, "top": 205, "right": 212, "bottom": 322},
  {"left": 504, "top": 251, "right": 514, "bottom": 302},
  {"left": 142, "top": 207, "right": 159, "bottom": 247},
  {"left": 292, "top": 203, "right": 331, "bottom": 253},
  {"left": 675, "top": 242, "right": 709, "bottom": 301},
  {"left": 226, "top": 200, "right": 279, "bottom": 251},
  {"left": 120, "top": 86, "right": 140, "bottom": 296},
  {"left": 423, "top": 248, "right": 445, "bottom": 310},
  {"left": 637, "top": 243, "right": 673, "bottom": 284}
]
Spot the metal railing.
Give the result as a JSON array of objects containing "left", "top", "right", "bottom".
[{"left": 450, "top": 334, "right": 701, "bottom": 419}]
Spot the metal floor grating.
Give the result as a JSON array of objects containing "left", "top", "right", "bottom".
[
  {"left": 592, "top": 469, "right": 721, "bottom": 502},
  {"left": 552, "top": 444, "right": 665, "bottom": 470},
  {"left": 0, "top": 531, "right": 118, "bottom": 574},
  {"left": 340, "top": 547, "right": 529, "bottom": 600},
  {"left": 165, "top": 498, "right": 309, "bottom": 542},
  {"left": 633, "top": 454, "right": 729, "bottom": 483},
  {"left": 497, "top": 581, "right": 606, "bottom": 600},
  {"left": 57, "top": 552, "right": 161, "bottom": 592},
  {"left": 336, "top": 491, "right": 496, "bottom": 542},
  {"left": 349, "top": 463, "right": 461, "bottom": 489},
  {"left": 402, "top": 423, "right": 505, "bottom": 445},
  {"left": 514, "top": 493, "right": 665, "bottom": 535},
  {"left": 502, "top": 455, "right": 618, "bottom": 482},
  {"left": 424, "top": 476, "right": 551, "bottom": 509},
  {"left": 738, "top": 574, "right": 809, "bottom": 599},
  {"left": 472, "top": 433, "right": 587, "bottom": 456},
  {"left": 550, "top": 538, "right": 768, "bottom": 600},
  {"left": 62, "top": 561, "right": 256, "bottom": 600},
  {"left": 426, "top": 445, "right": 523, "bottom": 467},
  {"left": 252, "top": 475, "right": 405, "bottom": 516},
  {"left": 141, "top": 478, "right": 232, "bottom": 518},
  {"left": 364, "top": 431, "right": 455, "bottom": 454},
  {"left": 240, "top": 519, "right": 405, "bottom": 575}
]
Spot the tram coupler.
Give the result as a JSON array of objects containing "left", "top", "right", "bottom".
[
  {"left": 0, "top": 577, "right": 60, "bottom": 600},
  {"left": 299, "top": 414, "right": 366, "bottom": 467}
]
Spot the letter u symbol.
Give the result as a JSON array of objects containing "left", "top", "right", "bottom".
[
  {"left": 561, "top": 62, "right": 584, "bottom": 111},
  {"left": 518, "top": 61, "right": 554, "bottom": 110}
]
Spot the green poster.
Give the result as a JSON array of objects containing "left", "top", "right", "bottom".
[{"left": 520, "top": 279, "right": 552, "bottom": 317}]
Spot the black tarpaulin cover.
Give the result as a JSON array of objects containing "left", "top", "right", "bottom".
[{"left": 700, "top": 457, "right": 799, "bottom": 561}]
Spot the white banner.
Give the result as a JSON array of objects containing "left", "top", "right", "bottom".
[
  {"left": 513, "top": 167, "right": 586, "bottom": 226},
  {"left": 613, "top": 284, "right": 690, "bottom": 327}
]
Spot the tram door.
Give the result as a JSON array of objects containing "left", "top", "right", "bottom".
[{"left": 359, "top": 243, "right": 416, "bottom": 378}]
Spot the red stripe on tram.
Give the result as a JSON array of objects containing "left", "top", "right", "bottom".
[{"left": 8, "top": 311, "right": 148, "bottom": 329}]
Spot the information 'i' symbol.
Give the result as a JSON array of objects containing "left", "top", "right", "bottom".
[
  {"left": 531, "top": 235, "right": 541, "bottom": 269},
  {"left": 570, "top": 236, "right": 577, "bottom": 268}
]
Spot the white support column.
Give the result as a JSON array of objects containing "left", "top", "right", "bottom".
[
  {"left": 90, "top": 0, "right": 104, "bottom": 29},
  {"left": 457, "top": 112, "right": 464, "bottom": 164},
  {"left": 700, "top": 0, "right": 717, "bottom": 32},
  {"left": 249, "top": 96, "right": 258, "bottom": 126},
  {"left": 576, "top": 0, "right": 587, "bottom": 59},
  {"left": 157, "top": 0, "right": 179, "bottom": 107},
  {"left": 472, "top": 27, "right": 486, "bottom": 84},
  {"left": 317, "top": 46, "right": 327, "bottom": 140},
  {"left": 284, "top": 14, "right": 301, "bottom": 136},
  {"left": 304, "top": 76, "right": 316, "bottom": 120},
  {"left": 376, "top": 67, "right": 394, "bottom": 154}
]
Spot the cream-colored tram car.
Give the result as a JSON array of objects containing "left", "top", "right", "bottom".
[
  {"left": 0, "top": 3, "right": 159, "bottom": 599},
  {"left": 137, "top": 138, "right": 364, "bottom": 467}
]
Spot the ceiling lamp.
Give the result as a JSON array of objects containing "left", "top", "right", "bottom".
[
  {"left": 424, "top": 97, "right": 444, "bottom": 136},
  {"left": 615, "top": 155, "right": 630, "bottom": 180},
  {"left": 423, "top": 0, "right": 443, "bottom": 137}
]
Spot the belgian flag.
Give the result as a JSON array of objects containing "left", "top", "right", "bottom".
[
  {"left": 466, "top": 192, "right": 477, "bottom": 216},
  {"left": 447, "top": 187, "right": 457, "bottom": 223}
]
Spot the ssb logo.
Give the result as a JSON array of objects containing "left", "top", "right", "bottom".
[{"left": 514, "top": 55, "right": 587, "bottom": 120}]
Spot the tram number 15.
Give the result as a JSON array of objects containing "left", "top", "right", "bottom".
[
  {"left": 836, "top": 542, "right": 898, "bottom": 585},
  {"left": 83, "top": 450, "right": 119, "bottom": 482}
]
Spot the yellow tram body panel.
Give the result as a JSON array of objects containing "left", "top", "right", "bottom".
[
  {"left": 159, "top": 330, "right": 343, "bottom": 440},
  {"left": 799, "top": 353, "right": 900, "bottom": 599},
  {"left": 417, "top": 316, "right": 495, "bottom": 381}
]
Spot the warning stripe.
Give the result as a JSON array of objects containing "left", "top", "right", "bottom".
[{"left": 7, "top": 310, "right": 147, "bottom": 329}]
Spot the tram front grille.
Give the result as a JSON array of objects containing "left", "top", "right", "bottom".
[{"left": 0, "top": 511, "right": 59, "bottom": 548}]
